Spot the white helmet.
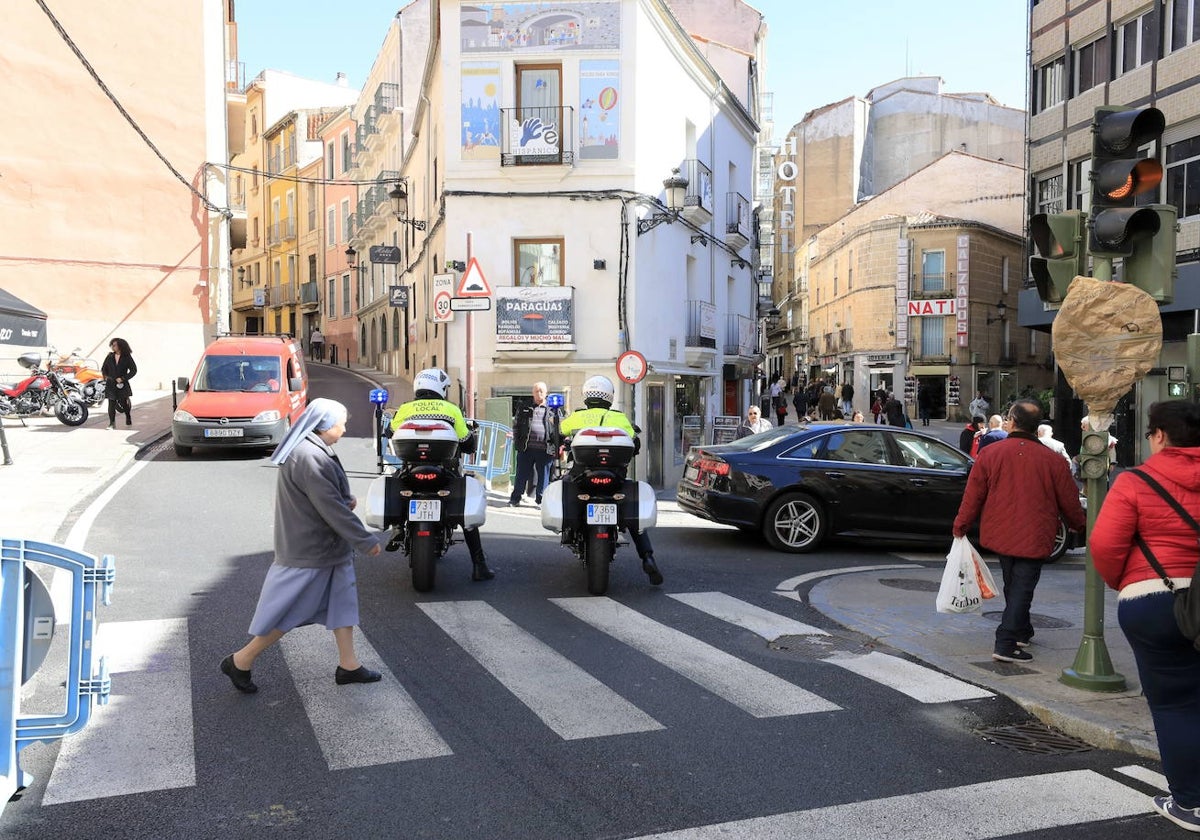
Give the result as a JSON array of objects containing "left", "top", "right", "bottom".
[
  {"left": 414, "top": 367, "right": 451, "bottom": 399},
  {"left": 582, "top": 374, "right": 615, "bottom": 405}
]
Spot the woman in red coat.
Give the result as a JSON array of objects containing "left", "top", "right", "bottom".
[{"left": 1091, "top": 400, "right": 1200, "bottom": 832}]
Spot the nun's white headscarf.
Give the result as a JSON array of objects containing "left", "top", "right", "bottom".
[{"left": 270, "top": 397, "right": 348, "bottom": 465}]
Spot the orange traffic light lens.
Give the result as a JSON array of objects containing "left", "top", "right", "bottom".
[{"left": 1105, "top": 175, "right": 1134, "bottom": 200}]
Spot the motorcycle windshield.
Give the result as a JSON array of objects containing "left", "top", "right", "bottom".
[{"left": 193, "top": 356, "right": 282, "bottom": 392}]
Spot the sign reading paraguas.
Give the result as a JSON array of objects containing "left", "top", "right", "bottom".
[{"left": 495, "top": 286, "right": 573, "bottom": 343}]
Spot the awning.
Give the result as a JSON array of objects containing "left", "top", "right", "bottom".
[{"left": 0, "top": 288, "right": 48, "bottom": 347}]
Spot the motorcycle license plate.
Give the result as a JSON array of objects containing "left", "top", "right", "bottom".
[
  {"left": 586, "top": 503, "right": 617, "bottom": 525},
  {"left": 409, "top": 499, "right": 441, "bottom": 522},
  {"left": 204, "top": 428, "right": 243, "bottom": 438}
]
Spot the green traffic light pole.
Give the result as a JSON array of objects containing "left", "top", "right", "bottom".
[{"left": 1060, "top": 253, "right": 1126, "bottom": 692}]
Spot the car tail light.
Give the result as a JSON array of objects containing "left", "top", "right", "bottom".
[{"left": 696, "top": 457, "right": 730, "bottom": 478}]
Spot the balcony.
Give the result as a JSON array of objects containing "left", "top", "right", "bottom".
[
  {"left": 500, "top": 106, "right": 575, "bottom": 166},
  {"left": 685, "top": 299, "right": 718, "bottom": 369},
  {"left": 725, "top": 192, "right": 751, "bottom": 250},
  {"left": 374, "top": 82, "right": 399, "bottom": 114},
  {"left": 266, "top": 217, "right": 296, "bottom": 246},
  {"left": 839, "top": 327, "right": 852, "bottom": 352},
  {"left": 299, "top": 280, "right": 319, "bottom": 310},
  {"left": 266, "top": 142, "right": 296, "bottom": 174},
  {"left": 909, "top": 336, "right": 956, "bottom": 362},
  {"left": 680, "top": 159, "right": 713, "bottom": 225},
  {"left": 999, "top": 342, "right": 1017, "bottom": 364},
  {"left": 268, "top": 283, "right": 295, "bottom": 308},
  {"left": 724, "top": 314, "right": 756, "bottom": 357}
]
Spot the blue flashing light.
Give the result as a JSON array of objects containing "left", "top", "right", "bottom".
[
  {"left": 546, "top": 393, "right": 565, "bottom": 408},
  {"left": 369, "top": 388, "right": 390, "bottom": 405}
]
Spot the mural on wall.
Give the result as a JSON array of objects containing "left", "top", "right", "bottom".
[
  {"left": 460, "top": 2, "right": 620, "bottom": 52},
  {"left": 579, "top": 59, "right": 618, "bottom": 159},
  {"left": 461, "top": 62, "right": 501, "bottom": 160}
]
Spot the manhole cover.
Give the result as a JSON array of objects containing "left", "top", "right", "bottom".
[
  {"left": 981, "top": 611, "right": 1072, "bottom": 629},
  {"left": 878, "top": 578, "right": 940, "bottom": 592},
  {"left": 977, "top": 722, "right": 1092, "bottom": 755}
]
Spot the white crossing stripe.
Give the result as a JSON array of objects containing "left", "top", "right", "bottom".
[
  {"left": 824, "top": 651, "right": 994, "bottom": 703},
  {"left": 1115, "top": 764, "right": 1168, "bottom": 790},
  {"left": 43, "top": 619, "right": 195, "bottom": 804},
  {"left": 418, "top": 601, "right": 663, "bottom": 740},
  {"left": 629, "top": 769, "right": 1152, "bottom": 839},
  {"left": 280, "top": 625, "right": 452, "bottom": 769},
  {"left": 551, "top": 597, "right": 840, "bottom": 718},
  {"left": 668, "top": 592, "right": 829, "bottom": 639}
]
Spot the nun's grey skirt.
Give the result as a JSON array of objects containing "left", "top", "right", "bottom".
[{"left": 248, "top": 561, "right": 359, "bottom": 635}]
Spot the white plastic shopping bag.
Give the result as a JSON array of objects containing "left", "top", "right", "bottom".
[{"left": 936, "top": 536, "right": 996, "bottom": 613}]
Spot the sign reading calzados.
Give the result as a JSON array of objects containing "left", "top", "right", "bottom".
[{"left": 496, "top": 287, "right": 573, "bottom": 343}]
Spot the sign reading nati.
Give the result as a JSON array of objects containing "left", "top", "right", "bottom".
[
  {"left": 907, "top": 298, "right": 956, "bottom": 317},
  {"left": 370, "top": 245, "right": 403, "bottom": 264}
]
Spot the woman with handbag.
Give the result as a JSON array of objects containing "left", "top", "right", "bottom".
[
  {"left": 101, "top": 337, "right": 137, "bottom": 429},
  {"left": 1091, "top": 400, "right": 1200, "bottom": 833}
]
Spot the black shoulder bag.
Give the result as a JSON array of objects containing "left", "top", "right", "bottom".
[{"left": 1127, "top": 468, "right": 1200, "bottom": 651}]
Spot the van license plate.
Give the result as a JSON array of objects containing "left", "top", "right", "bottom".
[
  {"left": 409, "top": 500, "right": 441, "bottom": 522},
  {"left": 586, "top": 503, "right": 617, "bottom": 525},
  {"left": 204, "top": 428, "right": 244, "bottom": 438}
]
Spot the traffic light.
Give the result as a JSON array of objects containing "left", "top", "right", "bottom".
[
  {"left": 1121, "top": 204, "right": 1177, "bottom": 304},
  {"left": 1089, "top": 106, "right": 1165, "bottom": 257},
  {"left": 1030, "top": 210, "right": 1086, "bottom": 304}
]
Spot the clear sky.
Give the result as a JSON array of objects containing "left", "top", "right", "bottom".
[{"left": 234, "top": 0, "right": 1030, "bottom": 133}]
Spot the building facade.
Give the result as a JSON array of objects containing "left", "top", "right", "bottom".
[{"left": 1026, "top": 0, "right": 1200, "bottom": 460}]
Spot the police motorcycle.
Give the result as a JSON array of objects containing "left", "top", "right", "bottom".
[
  {"left": 364, "top": 385, "right": 488, "bottom": 593},
  {"left": 540, "top": 393, "right": 657, "bottom": 596}
]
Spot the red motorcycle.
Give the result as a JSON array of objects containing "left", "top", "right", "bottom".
[{"left": 0, "top": 352, "right": 88, "bottom": 426}]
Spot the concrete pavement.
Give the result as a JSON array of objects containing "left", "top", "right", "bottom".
[{"left": 0, "top": 383, "right": 1160, "bottom": 763}]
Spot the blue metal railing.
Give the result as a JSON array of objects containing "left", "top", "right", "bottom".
[
  {"left": 376, "top": 413, "right": 514, "bottom": 483},
  {"left": 1, "top": 539, "right": 114, "bottom": 819}
]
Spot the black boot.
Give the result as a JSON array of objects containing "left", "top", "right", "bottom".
[
  {"left": 642, "top": 555, "right": 664, "bottom": 586},
  {"left": 472, "top": 554, "right": 495, "bottom": 581}
]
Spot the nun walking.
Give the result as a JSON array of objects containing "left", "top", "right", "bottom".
[{"left": 220, "top": 398, "right": 383, "bottom": 694}]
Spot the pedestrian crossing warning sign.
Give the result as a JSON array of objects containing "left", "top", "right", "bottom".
[{"left": 456, "top": 258, "right": 491, "bottom": 297}]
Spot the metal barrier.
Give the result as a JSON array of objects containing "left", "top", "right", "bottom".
[
  {"left": 461, "top": 420, "right": 514, "bottom": 483},
  {"left": 1, "top": 539, "right": 114, "bottom": 819}
]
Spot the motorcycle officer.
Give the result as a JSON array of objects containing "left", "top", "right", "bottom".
[
  {"left": 388, "top": 368, "right": 495, "bottom": 582},
  {"left": 557, "top": 375, "right": 663, "bottom": 586}
]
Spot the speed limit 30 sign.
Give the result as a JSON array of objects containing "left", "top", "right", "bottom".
[{"left": 431, "top": 272, "right": 455, "bottom": 323}]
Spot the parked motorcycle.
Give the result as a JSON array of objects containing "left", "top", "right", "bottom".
[
  {"left": 540, "top": 426, "right": 657, "bottom": 595},
  {"left": 365, "top": 418, "right": 487, "bottom": 592},
  {"left": 0, "top": 352, "right": 89, "bottom": 426},
  {"left": 49, "top": 347, "right": 106, "bottom": 407}
]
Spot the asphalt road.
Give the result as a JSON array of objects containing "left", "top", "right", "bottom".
[{"left": 2, "top": 367, "right": 1178, "bottom": 839}]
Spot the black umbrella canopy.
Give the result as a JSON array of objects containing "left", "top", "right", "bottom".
[{"left": 0, "top": 287, "right": 48, "bottom": 347}]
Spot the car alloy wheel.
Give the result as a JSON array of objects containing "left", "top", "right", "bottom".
[{"left": 763, "top": 491, "right": 826, "bottom": 553}]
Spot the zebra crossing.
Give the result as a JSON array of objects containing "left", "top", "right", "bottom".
[{"left": 28, "top": 589, "right": 1154, "bottom": 837}]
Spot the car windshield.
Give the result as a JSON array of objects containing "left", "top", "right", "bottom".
[
  {"left": 717, "top": 425, "right": 801, "bottom": 452},
  {"left": 891, "top": 432, "right": 971, "bottom": 470},
  {"left": 193, "top": 356, "right": 282, "bottom": 392}
]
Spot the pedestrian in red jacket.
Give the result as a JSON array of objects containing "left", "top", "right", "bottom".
[
  {"left": 952, "top": 399, "right": 1085, "bottom": 663},
  {"left": 1090, "top": 400, "right": 1200, "bottom": 832}
]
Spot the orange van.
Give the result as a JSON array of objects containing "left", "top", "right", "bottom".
[{"left": 171, "top": 335, "right": 308, "bottom": 456}]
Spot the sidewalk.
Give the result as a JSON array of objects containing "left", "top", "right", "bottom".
[{"left": 0, "top": 377, "right": 1160, "bottom": 762}]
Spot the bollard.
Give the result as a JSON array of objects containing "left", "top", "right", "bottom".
[
  {"left": 1, "top": 539, "right": 114, "bottom": 819},
  {"left": 0, "top": 419, "right": 10, "bottom": 466}
]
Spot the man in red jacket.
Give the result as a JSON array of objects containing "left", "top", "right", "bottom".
[{"left": 953, "top": 398, "right": 1086, "bottom": 662}]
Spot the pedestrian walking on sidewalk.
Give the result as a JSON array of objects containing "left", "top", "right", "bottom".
[
  {"left": 309, "top": 326, "right": 325, "bottom": 362},
  {"left": 101, "top": 337, "right": 137, "bottom": 430},
  {"left": 1090, "top": 400, "right": 1200, "bottom": 833},
  {"left": 737, "top": 405, "right": 772, "bottom": 438},
  {"left": 952, "top": 399, "right": 1085, "bottom": 663},
  {"left": 220, "top": 398, "right": 383, "bottom": 694},
  {"left": 510, "top": 381, "right": 558, "bottom": 506}
]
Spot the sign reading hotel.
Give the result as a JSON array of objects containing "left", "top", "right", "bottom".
[
  {"left": 496, "top": 286, "right": 573, "bottom": 343},
  {"left": 907, "top": 298, "right": 956, "bottom": 316}
]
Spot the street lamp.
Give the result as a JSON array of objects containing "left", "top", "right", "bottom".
[
  {"left": 237, "top": 266, "right": 246, "bottom": 286},
  {"left": 636, "top": 167, "right": 689, "bottom": 234},
  {"left": 345, "top": 246, "right": 357, "bottom": 269},
  {"left": 985, "top": 299, "right": 1008, "bottom": 325},
  {"left": 389, "top": 181, "right": 427, "bottom": 231}
]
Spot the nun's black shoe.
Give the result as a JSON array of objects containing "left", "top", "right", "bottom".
[
  {"left": 220, "top": 655, "right": 258, "bottom": 693},
  {"left": 335, "top": 665, "right": 382, "bottom": 685}
]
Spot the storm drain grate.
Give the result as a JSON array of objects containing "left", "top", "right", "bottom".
[
  {"left": 878, "top": 578, "right": 940, "bottom": 593},
  {"left": 976, "top": 722, "right": 1093, "bottom": 755}
]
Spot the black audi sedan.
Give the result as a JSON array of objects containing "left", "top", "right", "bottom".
[{"left": 677, "top": 422, "right": 1077, "bottom": 556}]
